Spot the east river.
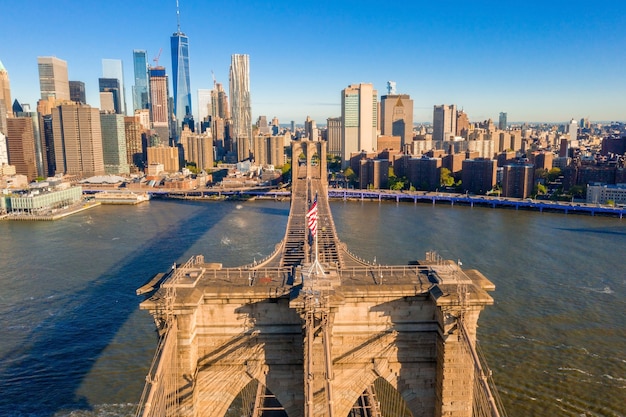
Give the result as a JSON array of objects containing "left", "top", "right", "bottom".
[{"left": 0, "top": 199, "right": 624, "bottom": 417}]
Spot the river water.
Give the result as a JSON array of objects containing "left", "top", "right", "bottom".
[{"left": 0, "top": 199, "right": 624, "bottom": 417}]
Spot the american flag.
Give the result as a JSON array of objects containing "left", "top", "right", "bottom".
[{"left": 306, "top": 195, "right": 318, "bottom": 237}]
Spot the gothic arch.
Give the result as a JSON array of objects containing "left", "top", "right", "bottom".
[{"left": 225, "top": 379, "right": 290, "bottom": 417}]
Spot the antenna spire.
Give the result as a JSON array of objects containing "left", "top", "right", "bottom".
[{"left": 176, "top": 0, "right": 181, "bottom": 33}]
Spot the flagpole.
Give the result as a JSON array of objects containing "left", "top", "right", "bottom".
[{"left": 314, "top": 211, "right": 319, "bottom": 264}]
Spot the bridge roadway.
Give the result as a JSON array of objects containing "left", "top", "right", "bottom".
[{"left": 136, "top": 140, "right": 504, "bottom": 417}]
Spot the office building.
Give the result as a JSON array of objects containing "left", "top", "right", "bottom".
[
  {"left": 380, "top": 93, "right": 413, "bottom": 147},
  {"left": 124, "top": 115, "right": 145, "bottom": 172},
  {"left": 132, "top": 50, "right": 150, "bottom": 111},
  {"left": 433, "top": 104, "right": 456, "bottom": 142},
  {"left": 568, "top": 118, "right": 578, "bottom": 143},
  {"left": 148, "top": 66, "right": 170, "bottom": 141},
  {"left": 0, "top": 99, "right": 7, "bottom": 137},
  {"left": 99, "top": 92, "right": 114, "bottom": 113},
  {"left": 51, "top": 103, "right": 105, "bottom": 177},
  {"left": 303, "top": 116, "right": 317, "bottom": 140},
  {"left": 0, "top": 131, "right": 8, "bottom": 166},
  {"left": 211, "top": 82, "right": 229, "bottom": 119},
  {"left": 38, "top": 112, "right": 55, "bottom": 177},
  {"left": 99, "top": 78, "right": 123, "bottom": 114},
  {"left": 147, "top": 145, "right": 179, "bottom": 173},
  {"left": 498, "top": 112, "right": 507, "bottom": 131},
  {"left": 456, "top": 110, "right": 470, "bottom": 138},
  {"left": 69, "top": 81, "right": 86, "bottom": 104},
  {"left": 0, "top": 59, "right": 11, "bottom": 130},
  {"left": 229, "top": 54, "right": 252, "bottom": 161},
  {"left": 102, "top": 59, "right": 126, "bottom": 115},
  {"left": 341, "top": 83, "right": 377, "bottom": 168},
  {"left": 171, "top": 3, "right": 192, "bottom": 139},
  {"left": 100, "top": 113, "right": 130, "bottom": 175},
  {"left": 326, "top": 117, "right": 342, "bottom": 158},
  {"left": 37, "top": 56, "right": 70, "bottom": 101},
  {"left": 6, "top": 117, "right": 38, "bottom": 180},
  {"left": 14, "top": 110, "right": 45, "bottom": 178},
  {"left": 197, "top": 89, "right": 211, "bottom": 123}
]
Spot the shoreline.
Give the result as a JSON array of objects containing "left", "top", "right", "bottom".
[
  {"left": 3, "top": 189, "right": 624, "bottom": 220},
  {"left": 147, "top": 188, "right": 625, "bottom": 218},
  {"left": 1, "top": 201, "right": 101, "bottom": 221}
]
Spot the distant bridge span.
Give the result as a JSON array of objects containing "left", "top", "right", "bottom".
[{"left": 137, "top": 140, "right": 505, "bottom": 417}]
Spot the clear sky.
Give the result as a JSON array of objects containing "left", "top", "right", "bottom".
[{"left": 1, "top": 0, "right": 625, "bottom": 125}]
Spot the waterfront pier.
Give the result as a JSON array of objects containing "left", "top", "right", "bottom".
[{"left": 137, "top": 141, "right": 504, "bottom": 417}]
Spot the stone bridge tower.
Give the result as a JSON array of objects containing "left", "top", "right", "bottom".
[{"left": 137, "top": 140, "right": 500, "bottom": 417}]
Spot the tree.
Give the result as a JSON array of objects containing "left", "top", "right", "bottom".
[
  {"left": 344, "top": 167, "right": 357, "bottom": 187},
  {"left": 532, "top": 183, "right": 547, "bottom": 197},
  {"left": 570, "top": 184, "right": 586, "bottom": 199},
  {"left": 440, "top": 168, "right": 454, "bottom": 187},
  {"left": 535, "top": 168, "right": 548, "bottom": 180},
  {"left": 185, "top": 163, "right": 199, "bottom": 174},
  {"left": 390, "top": 178, "right": 405, "bottom": 190},
  {"left": 547, "top": 167, "right": 561, "bottom": 182},
  {"left": 326, "top": 154, "right": 341, "bottom": 171}
]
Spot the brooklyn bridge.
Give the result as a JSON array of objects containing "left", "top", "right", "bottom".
[{"left": 136, "top": 140, "right": 505, "bottom": 417}]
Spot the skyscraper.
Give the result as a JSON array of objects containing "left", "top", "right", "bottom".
[
  {"left": 211, "top": 82, "right": 229, "bottom": 119},
  {"left": 568, "top": 118, "right": 578, "bottom": 143},
  {"left": 0, "top": 60, "right": 11, "bottom": 118},
  {"left": 51, "top": 103, "right": 105, "bottom": 177},
  {"left": 124, "top": 115, "right": 145, "bottom": 172},
  {"left": 37, "top": 56, "right": 70, "bottom": 101},
  {"left": 132, "top": 50, "right": 150, "bottom": 111},
  {"left": 171, "top": 0, "right": 192, "bottom": 139},
  {"left": 100, "top": 113, "right": 130, "bottom": 174},
  {"left": 148, "top": 66, "right": 170, "bottom": 142},
  {"left": 6, "top": 117, "right": 38, "bottom": 180},
  {"left": 326, "top": 117, "right": 342, "bottom": 158},
  {"left": 380, "top": 92, "right": 413, "bottom": 148},
  {"left": 433, "top": 104, "right": 457, "bottom": 142},
  {"left": 102, "top": 59, "right": 127, "bottom": 115},
  {"left": 99, "top": 78, "right": 123, "bottom": 114},
  {"left": 341, "top": 83, "right": 377, "bottom": 167},
  {"left": 0, "top": 59, "right": 11, "bottom": 135},
  {"left": 197, "top": 89, "right": 211, "bottom": 122},
  {"left": 229, "top": 54, "right": 251, "bottom": 161},
  {"left": 69, "top": 81, "right": 86, "bottom": 104},
  {"left": 498, "top": 112, "right": 507, "bottom": 131}
]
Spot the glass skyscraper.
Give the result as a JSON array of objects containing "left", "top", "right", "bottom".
[
  {"left": 102, "top": 59, "right": 126, "bottom": 115},
  {"left": 171, "top": 16, "right": 191, "bottom": 138},
  {"left": 132, "top": 50, "right": 150, "bottom": 111}
]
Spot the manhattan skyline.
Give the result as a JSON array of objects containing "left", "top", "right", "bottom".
[{"left": 1, "top": 0, "right": 624, "bottom": 124}]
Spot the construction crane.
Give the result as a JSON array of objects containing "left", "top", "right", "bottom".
[{"left": 153, "top": 48, "right": 162, "bottom": 67}]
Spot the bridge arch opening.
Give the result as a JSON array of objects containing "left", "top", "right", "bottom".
[
  {"left": 298, "top": 152, "right": 307, "bottom": 166},
  {"left": 225, "top": 379, "right": 288, "bottom": 417},
  {"left": 348, "top": 377, "right": 413, "bottom": 417}
]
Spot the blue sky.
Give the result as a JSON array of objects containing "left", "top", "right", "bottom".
[{"left": 1, "top": 0, "right": 625, "bottom": 124}]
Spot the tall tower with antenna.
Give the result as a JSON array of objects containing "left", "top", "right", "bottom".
[{"left": 171, "top": 0, "right": 192, "bottom": 140}]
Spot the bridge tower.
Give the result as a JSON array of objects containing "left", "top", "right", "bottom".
[
  {"left": 292, "top": 140, "right": 327, "bottom": 180},
  {"left": 137, "top": 140, "right": 503, "bottom": 417}
]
